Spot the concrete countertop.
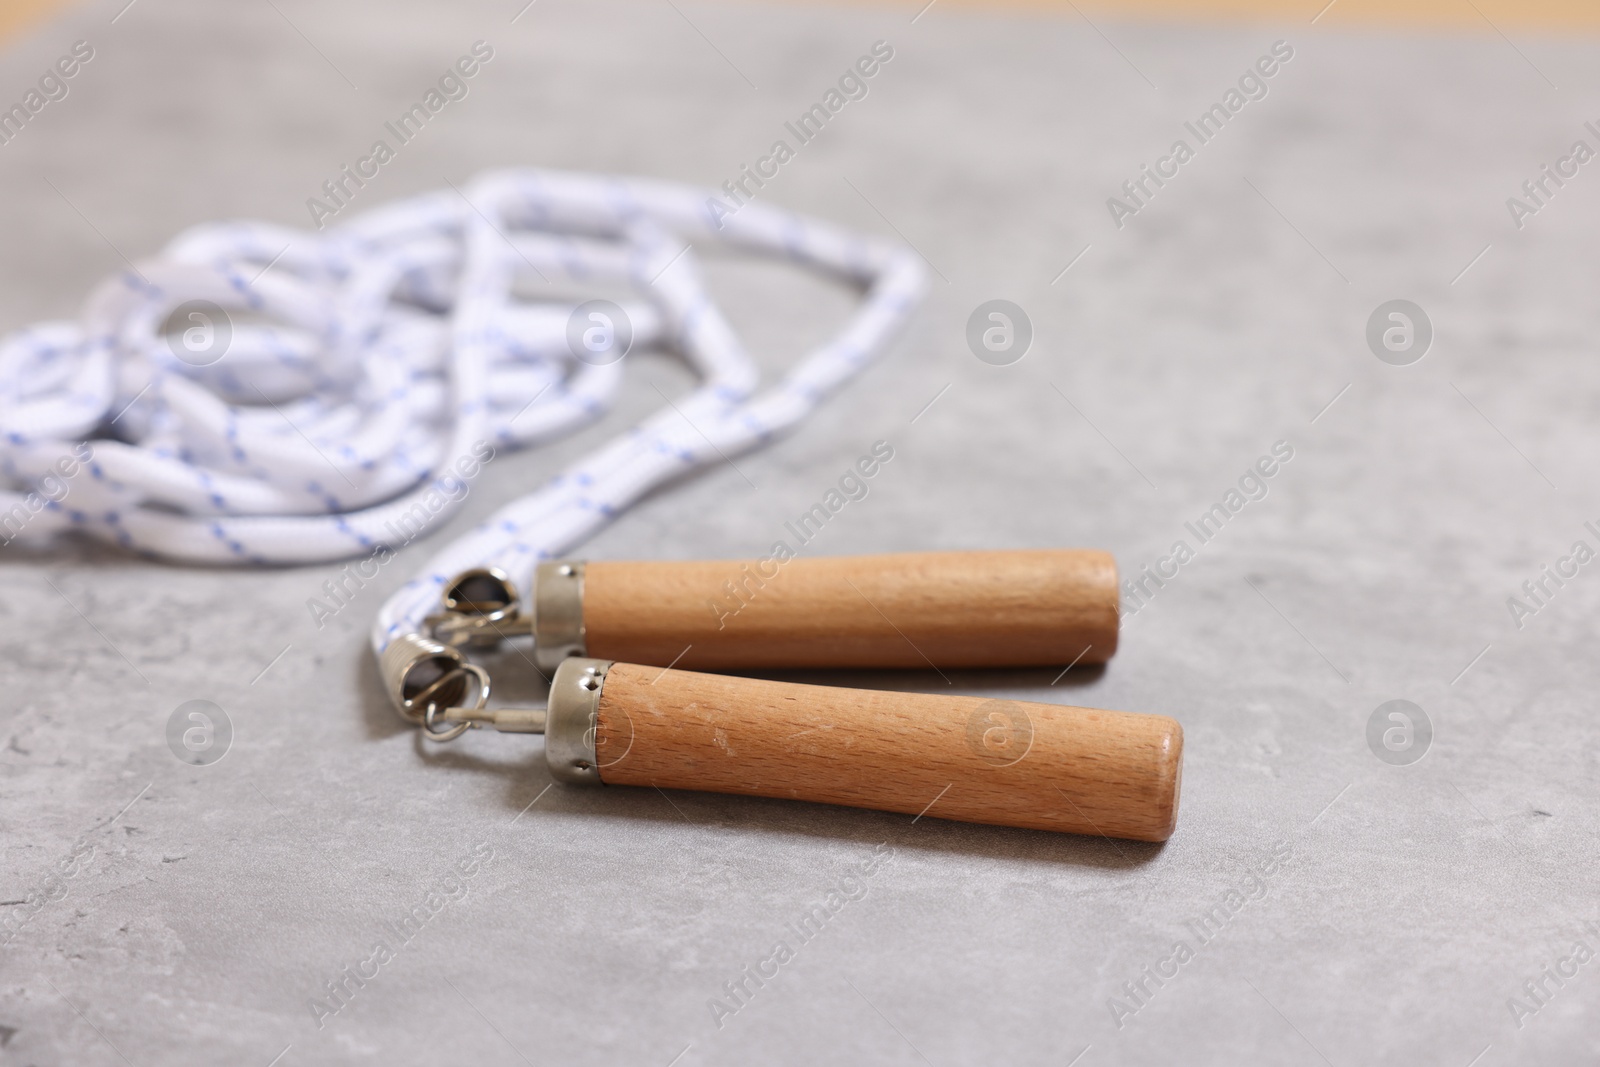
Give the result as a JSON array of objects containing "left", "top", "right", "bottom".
[{"left": 2, "top": 0, "right": 1598, "bottom": 1063}]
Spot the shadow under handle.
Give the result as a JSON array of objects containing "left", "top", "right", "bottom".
[{"left": 544, "top": 659, "right": 1181, "bottom": 842}]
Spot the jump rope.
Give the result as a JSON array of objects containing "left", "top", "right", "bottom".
[{"left": 0, "top": 168, "right": 1181, "bottom": 842}]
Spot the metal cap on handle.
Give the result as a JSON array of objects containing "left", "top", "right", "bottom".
[
  {"left": 532, "top": 560, "right": 587, "bottom": 673},
  {"left": 544, "top": 656, "right": 610, "bottom": 784}
]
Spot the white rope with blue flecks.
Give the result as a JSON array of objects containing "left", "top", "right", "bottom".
[{"left": 0, "top": 168, "right": 928, "bottom": 662}]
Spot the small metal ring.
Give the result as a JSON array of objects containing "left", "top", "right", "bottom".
[
  {"left": 404, "top": 670, "right": 464, "bottom": 720},
  {"left": 422, "top": 703, "right": 472, "bottom": 743},
  {"left": 442, "top": 567, "right": 521, "bottom": 624},
  {"left": 413, "top": 663, "right": 492, "bottom": 744}
]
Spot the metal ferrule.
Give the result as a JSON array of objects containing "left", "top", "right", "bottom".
[
  {"left": 533, "top": 560, "right": 587, "bottom": 673},
  {"left": 380, "top": 633, "right": 469, "bottom": 725},
  {"left": 544, "top": 656, "right": 611, "bottom": 785}
]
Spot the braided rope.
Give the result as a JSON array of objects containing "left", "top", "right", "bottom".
[{"left": 0, "top": 168, "right": 928, "bottom": 662}]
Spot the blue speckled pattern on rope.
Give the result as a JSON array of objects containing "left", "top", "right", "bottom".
[{"left": 0, "top": 167, "right": 928, "bottom": 663}]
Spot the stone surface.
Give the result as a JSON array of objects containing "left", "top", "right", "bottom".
[{"left": 2, "top": 0, "right": 1598, "bottom": 1064}]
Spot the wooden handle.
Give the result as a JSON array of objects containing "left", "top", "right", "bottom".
[
  {"left": 582, "top": 549, "right": 1119, "bottom": 671},
  {"left": 592, "top": 663, "right": 1180, "bottom": 841}
]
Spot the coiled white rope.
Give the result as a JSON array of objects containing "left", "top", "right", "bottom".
[{"left": 0, "top": 168, "right": 928, "bottom": 663}]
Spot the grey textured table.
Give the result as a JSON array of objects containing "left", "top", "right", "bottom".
[{"left": 3, "top": 0, "right": 1599, "bottom": 1063}]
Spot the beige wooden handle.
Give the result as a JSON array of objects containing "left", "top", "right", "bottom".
[
  {"left": 591, "top": 663, "right": 1180, "bottom": 841},
  {"left": 569, "top": 549, "right": 1118, "bottom": 671}
]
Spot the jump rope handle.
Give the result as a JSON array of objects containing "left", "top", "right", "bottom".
[
  {"left": 545, "top": 660, "right": 1181, "bottom": 842},
  {"left": 531, "top": 549, "right": 1119, "bottom": 673}
]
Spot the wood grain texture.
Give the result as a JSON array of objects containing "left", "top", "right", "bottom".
[
  {"left": 594, "top": 663, "right": 1181, "bottom": 841},
  {"left": 583, "top": 549, "right": 1118, "bottom": 671}
]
